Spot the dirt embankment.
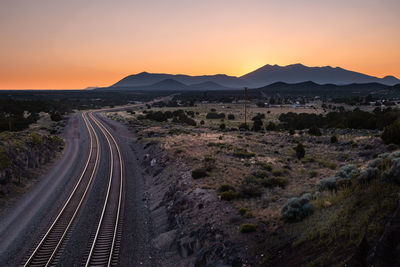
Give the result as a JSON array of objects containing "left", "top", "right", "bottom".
[
  {"left": 133, "top": 131, "right": 257, "bottom": 266},
  {"left": 0, "top": 131, "right": 64, "bottom": 196}
]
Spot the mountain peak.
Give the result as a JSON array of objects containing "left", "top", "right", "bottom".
[{"left": 240, "top": 63, "right": 399, "bottom": 86}]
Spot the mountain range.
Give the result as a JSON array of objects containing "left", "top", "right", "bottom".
[{"left": 101, "top": 63, "right": 399, "bottom": 91}]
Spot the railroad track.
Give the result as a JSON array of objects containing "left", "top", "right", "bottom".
[
  {"left": 84, "top": 112, "right": 124, "bottom": 267},
  {"left": 23, "top": 111, "right": 124, "bottom": 267},
  {"left": 23, "top": 112, "right": 100, "bottom": 267}
]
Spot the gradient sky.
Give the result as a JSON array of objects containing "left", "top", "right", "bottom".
[{"left": 0, "top": 0, "right": 399, "bottom": 89}]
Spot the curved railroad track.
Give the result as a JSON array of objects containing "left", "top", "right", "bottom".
[
  {"left": 84, "top": 112, "right": 124, "bottom": 267},
  {"left": 23, "top": 112, "right": 100, "bottom": 267}
]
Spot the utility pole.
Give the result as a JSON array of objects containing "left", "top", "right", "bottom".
[{"left": 244, "top": 87, "right": 248, "bottom": 126}]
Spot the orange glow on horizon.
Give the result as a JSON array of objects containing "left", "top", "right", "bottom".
[{"left": 0, "top": 0, "right": 399, "bottom": 90}]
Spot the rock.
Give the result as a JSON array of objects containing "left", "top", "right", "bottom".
[
  {"left": 324, "top": 201, "right": 332, "bottom": 208},
  {"left": 152, "top": 229, "right": 177, "bottom": 251}
]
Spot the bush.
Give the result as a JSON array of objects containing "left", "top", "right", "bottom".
[
  {"left": 217, "top": 184, "right": 236, "bottom": 193},
  {"left": 227, "top": 114, "right": 235, "bottom": 120},
  {"left": 251, "top": 119, "right": 263, "bottom": 131},
  {"left": 200, "top": 120, "right": 205, "bottom": 125},
  {"left": 272, "top": 169, "right": 284, "bottom": 177},
  {"left": 240, "top": 223, "right": 256, "bottom": 233},
  {"left": 281, "top": 194, "right": 314, "bottom": 222},
  {"left": 295, "top": 143, "right": 305, "bottom": 159},
  {"left": 219, "top": 123, "right": 226, "bottom": 130},
  {"left": 308, "top": 125, "right": 322, "bottom": 136},
  {"left": 239, "top": 183, "right": 262, "bottom": 198},
  {"left": 330, "top": 135, "right": 338, "bottom": 143},
  {"left": 172, "top": 114, "right": 196, "bottom": 126},
  {"left": 252, "top": 171, "right": 269, "bottom": 179},
  {"left": 206, "top": 112, "right": 225, "bottom": 119},
  {"left": 256, "top": 101, "right": 265, "bottom": 107},
  {"left": 191, "top": 168, "right": 208, "bottom": 179},
  {"left": 265, "top": 121, "right": 277, "bottom": 131},
  {"left": 238, "top": 207, "right": 249, "bottom": 216},
  {"left": 335, "top": 164, "right": 359, "bottom": 179},
  {"left": 381, "top": 121, "right": 400, "bottom": 144},
  {"left": 318, "top": 177, "right": 338, "bottom": 191},
  {"left": 220, "top": 190, "right": 238, "bottom": 201},
  {"left": 382, "top": 158, "right": 400, "bottom": 184},
  {"left": 29, "top": 132, "right": 42, "bottom": 146},
  {"left": 233, "top": 148, "right": 255, "bottom": 158},
  {"left": 358, "top": 167, "right": 379, "bottom": 183},
  {"left": 256, "top": 162, "right": 273, "bottom": 171},
  {"left": 50, "top": 112, "right": 62, "bottom": 122},
  {"left": 261, "top": 177, "right": 287, "bottom": 188},
  {"left": 238, "top": 123, "right": 249, "bottom": 130}
]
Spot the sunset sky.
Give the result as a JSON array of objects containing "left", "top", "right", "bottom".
[{"left": 0, "top": 0, "right": 399, "bottom": 89}]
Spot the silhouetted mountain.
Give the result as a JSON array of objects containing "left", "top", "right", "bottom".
[
  {"left": 389, "top": 83, "right": 400, "bottom": 91},
  {"left": 189, "top": 81, "right": 227, "bottom": 90},
  {"left": 254, "top": 81, "right": 389, "bottom": 95},
  {"left": 146, "top": 79, "right": 188, "bottom": 90},
  {"left": 241, "top": 64, "right": 400, "bottom": 86},
  {"left": 112, "top": 72, "right": 246, "bottom": 88},
  {"left": 106, "top": 64, "right": 399, "bottom": 91}
]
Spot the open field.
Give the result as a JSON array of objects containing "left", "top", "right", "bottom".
[{"left": 107, "top": 100, "right": 400, "bottom": 265}]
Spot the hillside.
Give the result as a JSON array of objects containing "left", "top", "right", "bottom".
[
  {"left": 254, "top": 81, "right": 390, "bottom": 95},
  {"left": 111, "top": 72, "right": 246, "bottom": 88},
  {"left": 241, "top": 63, "right": 400, "bottom": 87}
]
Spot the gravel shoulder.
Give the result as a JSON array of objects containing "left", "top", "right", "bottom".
[{"left": 0, "top": 113, "right": 90, "bottom": 266}]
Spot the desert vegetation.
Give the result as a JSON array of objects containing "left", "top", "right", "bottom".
[{"left": 108, "top": 97, "right": 400, "bottom": 265}]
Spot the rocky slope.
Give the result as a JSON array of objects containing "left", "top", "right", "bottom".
[{"left": 0, "top": 131, "right": 64, "bottom": 196}]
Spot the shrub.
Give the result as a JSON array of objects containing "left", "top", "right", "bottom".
[
  {"left": 265, "top": 121, "right": 277, "bottom": 131},
  {"left": 252, "top": 171, "right": 269, "bottom": 179},
  {"left": 251, "top": 119, "right": 263, "bottom": 131},
  {"left": 256, "top": 162, "right": 273, "bottom": 171},
  {"left": 206, "top": 112, "right": 225, "bottom": 119},
  {"left": 240, "top": 224, "right": 256, "bottom": 233},
  {"left": 381, "top": 121, "right": 400, "bottom": 144},
  {"left": 217, "top": 184, "right": 236, "bottom": 193},
  {"left": 335, "top": 164, "right": 359, "bottom": 179},
  {"left": 191, "top": 168, "right": 208, "bottom": 179},
  {"left": 219, "top": 123, "right": 226, "bottom": 130},
  {"left": 29, "top": 133, "right": 42, "bottom": 146},
  {"left": 358, "top": 167, "right": 379, "bottom": 183},
  {"left": 204, "top": 155, "right": 216, "bottom": 163},
  {"left": 308, "top": 125, "right": 322, "bottom": 136},
  {"left": 368, "top": 158, "right": 383, "bottom": 168},
  {"left": 50, "top": 112, "right": 62, "bottom": 122},
  {"left": 238, "top": 123, "right": 249, "bottom": 130},
  {"left": 330, "top": 135, "right": 338, "bottom": 143},
  {"left": 227, "top": 114, "right": 235, "bottom": 120},
  {"left": 220, "top": 190, "right": 238, "bottom": 201},
  {"left": 239, "top": 183, "right": 262, "bottom": 198},
  {"left": 233, "top": 148, "right": 255, "bottom": 158},
  {"left": 256, "top": 101, "right": 265, "bottom": 107},
  {"left": 281, "top": 194, "right": 314, "bottom": 222},
  {"left": 172, "top": 114, "right": 196, "bottom": 126},
  {"left": 272, "top": 169, "right": 284, "bottom": 177},
  {"left": 382, "top": 158, "right": 400, "bottom": 184},
  {"left": 261, "top": 177, "right": 287, "bottom": 188},
  {"left": 200, "top": 120, "right": 205, "bottom": 125},
  {"left": 238, "top": 207, "right": 248, "bottom": 216},
  {"left": 295, "top": 143, "right": 305, "bottom": 159},
  {"left": 318, "top": 177, "right": 338, "bottom": 192}
]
